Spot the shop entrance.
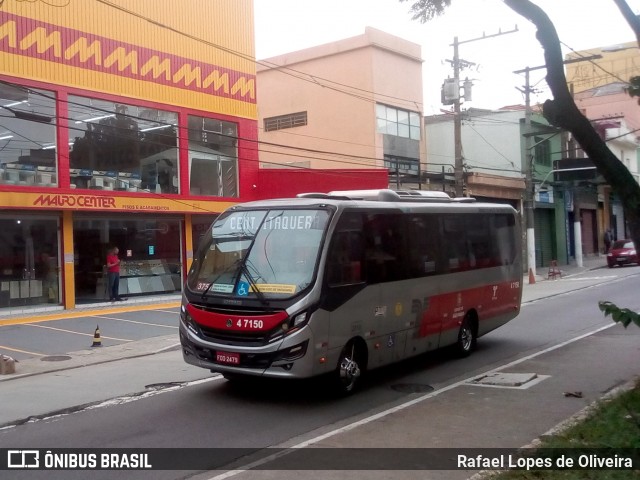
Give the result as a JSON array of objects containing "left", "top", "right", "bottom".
[
  {"left": 0, "top": 214, "right": 61, "bottom": 310},
  {"left": 73, "top": 214, "right": 182, "bottom": 304}
]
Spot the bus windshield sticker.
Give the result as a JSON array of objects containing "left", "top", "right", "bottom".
[
  {"left": 212, "top": 283, "right": 234, "bottom": 294},
  {"left": 236, "top": 281, "right": 250, "bottom": 296},
  {"left": 249, "top": 284, "right": 297, "bottom": 294}
]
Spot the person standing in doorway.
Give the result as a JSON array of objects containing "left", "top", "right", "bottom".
[
  {"left": 604, "top": 228, "right": 612, "bottom": 253},
  {"left": 106, "top": 246, "right": 126, "bottom": 302}
]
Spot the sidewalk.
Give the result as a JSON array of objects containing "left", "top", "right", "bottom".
[{"left": 522, "top": 255, "right": 607, "bottom": 302}]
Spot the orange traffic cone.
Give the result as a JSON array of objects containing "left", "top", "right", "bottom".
[
  {"left": 91, "top": 325, "right": 102, "bottom": 347},
  {"left": 528, "top": 268, "right": 536, "bottom": 285}
]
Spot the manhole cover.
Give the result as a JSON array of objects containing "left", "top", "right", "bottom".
[
  {"left": 390, "top": 383, "right": 434, "bottom": 393},
  {"left": 40, "top": 355, "right": 72, "bottom": 362}
]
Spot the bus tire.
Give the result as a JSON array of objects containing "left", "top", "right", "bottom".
[
  {"left": 455, "top": 315, "right": 476, "bottom": 357},
  {"left": 333, "top": 340, "right": 366, "bottom": 395}
]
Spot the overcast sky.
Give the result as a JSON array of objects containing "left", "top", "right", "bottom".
[{"left": 254, "top": 0, "right": 640, "bottom": 114}]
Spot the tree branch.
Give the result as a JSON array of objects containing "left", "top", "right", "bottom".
[{"left": 612, "top": 0, "right": 640, "bottom": 46}]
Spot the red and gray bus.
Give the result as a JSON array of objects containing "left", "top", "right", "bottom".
[{"left": 180, "top": 189, "right": 522, "bottom": 393}]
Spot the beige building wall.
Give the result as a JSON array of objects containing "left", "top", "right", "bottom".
[
  {"left": 257, "top": 27, "right": 424, "bottom": 172},
  {"left": 566, "top": 41, "right": 640, "bottom": 94}
]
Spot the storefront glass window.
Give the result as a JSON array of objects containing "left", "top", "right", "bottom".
[
  {"left": 187, "top": 115, "right": 238, "bottom": 197},
  {"left": 73, "top": 215, "right": 182, "bottom": 304},
  {"left": 0, "top": 215, "right": 61, "bottom": 309},
  {"left": 0, "top": 83, "right": 57, "bottom": 188},
  {"left": 68, "top": 96, "right": 178, "bottom": 193}
]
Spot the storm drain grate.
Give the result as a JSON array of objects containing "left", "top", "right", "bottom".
[
  {"left": 40, "top": 355, "right": 72, "bottom": 362},
  {"left": 390, "top": 383, "right": 435, "bottom": 393}
]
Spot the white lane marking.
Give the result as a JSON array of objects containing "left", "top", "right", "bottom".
[
  {"left": 563, "top": 276, "right": 617, "bottom": 281},
  {"left": 0, "top": 345, "right": 45, "bottom": 356},
  {"left": 207, "top": 323, "right": 616, "bottom": 480},
  {"left": 92, "top": 315, "right": 178, "bottom": 329},
  {"left": 521, "top": 272, "right": 634, "bottom": 306},
  {"left": 23, "top": 323, "right": 132, "bottom": 342},
  {"left": 150, "top": 309, "right": 180, "bottom": 314}
]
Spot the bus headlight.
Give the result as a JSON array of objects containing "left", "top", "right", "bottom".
[
  {"left": 284, "top": 311, "right": 309, "bottom": 333},
  {"left": 271, "top": 312, "right": 309, "bottom": 342},
  {"left": 292, "top": 312, "right": 308, "bottom": 328}
]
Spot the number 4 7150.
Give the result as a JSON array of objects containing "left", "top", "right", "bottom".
[{"left": 237, "top": 319, "right": 264, "bottom": 329}]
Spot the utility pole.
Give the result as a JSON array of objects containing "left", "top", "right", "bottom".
[
  {"left": 447, "top": 27, "right": 518, "bottom": 197},
  {"left": 517, "top": 66, "right": 537, "bottom": 280},
  {"left": 514, "top": 54, "right": 601, "bottom": 279},
  {"left": 452, "top": 36, "right": 463, "bottom": 198}
]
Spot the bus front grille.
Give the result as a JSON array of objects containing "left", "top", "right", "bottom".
[{"left": 199, "top": 326, "right": 268, "bottom": 346}]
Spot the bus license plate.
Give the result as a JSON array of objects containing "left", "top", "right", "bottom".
[{"left": 216, "top": 351, "right": 240, "bottom": 365}]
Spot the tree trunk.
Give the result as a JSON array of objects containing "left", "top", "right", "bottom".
[{"left": 504, "top": 0, "right": 640, "bottom": 250}]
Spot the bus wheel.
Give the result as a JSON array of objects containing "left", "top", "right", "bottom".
[
  {"left": 455, "top": 316, "right": 476, "bottom": 357},
  {"left": 334, "top": 341, "right": 364, "bottom": 394}
]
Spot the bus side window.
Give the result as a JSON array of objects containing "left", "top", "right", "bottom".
[
  {"left": 442, "top": 215, "right": 469, "bottom": 272},
  {"left": 493, "top": 214, "right": 517, "bottom": 266},
  {"left": 327, "top": 231, "right": 363, "bottom": 286},
  {"left": 406, "top": 215, "right": 438, "bottom": 277},
  {"left": 466, "top": 215, "right": 492, "bottom": 268}
]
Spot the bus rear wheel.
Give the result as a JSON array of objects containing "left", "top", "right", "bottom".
[
  {"left": 455, "top": 316, "right": 476, "bottom": 357},
  {"left": 334, "top": 341, "right": 365, "bottom": 395}
]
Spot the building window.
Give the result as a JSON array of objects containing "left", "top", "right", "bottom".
[
  {"left": 0, "top": 83, "right": 57, "bottom": 187},
  {"left": 376, "top": 104, "right": 420, "bottom": 140},
  {"left": 264, "top": 112, "right": 307, "bottom": 132},
  {"left": 68, "top": 96, "right": 178, "bottom": 193},
  {"left": 534, "top": 136, "right": 551, "bottom": 167},
  {"left": 384, "top": 155, "right": 419, "bottom": 176},
  {"left": 187, "top": 115, "right": 238, "bottom": 197}
]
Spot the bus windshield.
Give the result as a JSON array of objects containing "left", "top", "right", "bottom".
[{"left": 189, "top": 208, "right": 331, "bottom": 300}]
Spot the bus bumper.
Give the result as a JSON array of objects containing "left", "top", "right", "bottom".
[{"left": 179, "top": 321, "right": 320, "bottom": 379}]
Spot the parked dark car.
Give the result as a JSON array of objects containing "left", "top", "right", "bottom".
[{"left": 606, "top": 240, "right": 638, "bottom": 268}]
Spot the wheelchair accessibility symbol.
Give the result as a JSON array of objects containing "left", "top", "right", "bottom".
[{"left": 237, "top": 281, "right": 249, "bottom": 296}]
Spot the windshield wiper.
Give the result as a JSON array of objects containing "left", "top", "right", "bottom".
[
  {"left": 200, "top": 260, "right": 242, "bottom": 300},
  {"left": 199, "top": 258, "right": 270, "bottom": 307},
  {"left": 239, "top": 261, "right": 270, "bottom": 307}
]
